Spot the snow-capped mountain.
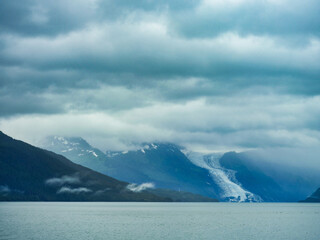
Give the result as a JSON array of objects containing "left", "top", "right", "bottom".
[
  {"left": 40, "top": 137, "right": 273, "bottom": 201},
  {"left": 1, "top": 132, "right": 218, "bottom": 202},
  {"left": 104, "top": 143, "right": 221, "bottom": 199},
  {"left": 44, "top": 136, "right": 103, "bottom": 158},
  {"left": 42, "top": 136, "right": 106, "bottom": 171},
  {"left": 42, "top": 136, "right": 320, "bottom": 202},
  {"left": 43, "top": 138, "right": 220, "bottom": 199},
  {"left": 106, "top": 143, "right": 159, "bottom": 157}
]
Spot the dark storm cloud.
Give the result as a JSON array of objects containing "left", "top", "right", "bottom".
[
  {"left": 0, "top": 92, "right": 64, "bottom": 117},
  {"left": 0, "top": 0, "right": 197, "bottom": 37},
  {"left": 0, "top": 0, "right": 319, "bottom": 152},
  {"left": 3, "top": 0, "right": 319, "bottom": 39},
  {"left": 0, "top": 0, "right": 98, "bottom": 36},
  {"left": 1, "top": 22, "right": 319, "bottom": 77},
  {"left": 169, "top": 0, "right": 320, "bottom": 39}
]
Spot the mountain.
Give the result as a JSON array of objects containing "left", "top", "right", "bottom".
[
  {"left": 301, "top": 188, "right": 320, "bottom": 202},
  {"left": 43, "top": 136, "right": 320, "bottom": 202},
  {"left": 148, "top": 188, "right": 217, "bottom": 202},
  {"left": 0, "top": 132, "right": 219, "bottom": 202},
  {"left": 43, "top": 137, "right": 220, "bottom": 199},
  {"left": 187, "top": 150, "right": 320, "bottom": 202},
  {"left": 218, "top": 151, "right": 320, "bottom": 202},
  {"left": 0, "top": 131, "right": 169, "bottom": 201},
  {"left": 105, "top": 143, "right": 221, "bottom": 199},
  {"left": 42, "top": 136, "right": 106, "bottom": 169}
]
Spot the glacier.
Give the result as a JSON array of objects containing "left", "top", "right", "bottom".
[{"left": 184, "top": 151, "right": 262, "bottom": 202}]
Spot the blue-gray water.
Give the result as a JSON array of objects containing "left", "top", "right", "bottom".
[{"left": 0, "top": 202, "right": 319, "bottom": 240}]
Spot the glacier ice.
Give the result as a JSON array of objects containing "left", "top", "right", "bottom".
[{"left": 184, "top": 151, "right": 262, "bottom": 202}]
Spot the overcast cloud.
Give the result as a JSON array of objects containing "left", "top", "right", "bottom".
[{"left": 0, "top": 0, "right": 319, "bottom": 154}]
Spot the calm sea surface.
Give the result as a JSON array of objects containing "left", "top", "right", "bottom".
[{"left": 0, "top": 202, "right": 319, "bottom": 240}]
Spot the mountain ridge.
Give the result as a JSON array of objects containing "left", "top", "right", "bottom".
[
  {"left": 43, "top": 137, "right": 221, "bottom": 199},
  {"left": 0, "top": 131, "right": 218, "bottom": 202},
  {"left": 42, "top": 135, "right": 320, "bottom": 202}
]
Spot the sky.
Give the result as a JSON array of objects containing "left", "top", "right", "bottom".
[{"left": 0, "top": 0, "right": 319, "bottom": 153}]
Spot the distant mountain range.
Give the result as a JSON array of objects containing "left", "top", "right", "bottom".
[
  {"left": 0, "top": 131, "right": 217, "bottom": 202},
  {"left": 42, "top": 136, "right": 320, "bottom": 202},
  {"left": 43, "top": 137, "right": 221, "bottom": 200}
]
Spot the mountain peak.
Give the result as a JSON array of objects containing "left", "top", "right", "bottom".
[{"left": 43, "top": 136, "right": 105, "bottom": 163}]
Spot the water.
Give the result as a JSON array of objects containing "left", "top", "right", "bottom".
[{"left": 0, "top": 202, "right": 319, "bottom": 240}]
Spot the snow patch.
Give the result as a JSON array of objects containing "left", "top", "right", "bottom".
[
  {"left": 54, "top": 136, "right": 69, "bottom": 145},
  {"left": 87, "top": 150, "right": 98, "bottom": 157},
  {"left": 106, "top": 151, "right": 119, "bottom": 157}
]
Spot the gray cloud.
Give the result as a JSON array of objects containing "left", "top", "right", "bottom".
[
  {"left": 243, "top": 148, "right": 320, "bottom": 171},
  {"left": 170, "top": 0, "right": 320, "bottom": 39},
  {"left": 94, "top": 188, "right": 111, "bottom": 196},
  {"left": 57, "top": 187, "right": 92, "bottom": 194},
  {"left": 2, "top": 0, "right": 319, "bottom": 40},
  {"left": 45, "top": 175, "right": 81, "bottom": 186},
  {"left": 0, "top": 185, "right": 11, "bottom": 193},
  {"left": 0, "top": 185, "right": 24, "bottom": 195},
  {"left": 0, "top": 0, "right": 98, "bottom": 36},
  {"left": 1, "top": 93, "right": 320, "bottom": 152},
  {"left": 0, "top": 0, "right": 319, "bottom": 154}
]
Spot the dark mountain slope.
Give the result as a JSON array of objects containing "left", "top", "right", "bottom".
[
  {"left": 301, "top": 188, "right": 320, "bottom": 202},
  {"left": 105, "top": 143, "right": 220, "bottom": 199},
  {"left": 0, "top": 131, "right": 167, "bottom": 201}
]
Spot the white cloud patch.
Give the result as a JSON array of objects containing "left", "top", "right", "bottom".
[
  {"left": 45, "top": 175, "right": 81, "bottom": 186},
  {"left": 57, "top": 187, "right": 92, "bottom": 194},
  {"left": 0, "top": 185, "right": 24, "bottom": 195},
  {"left": 127, "top": 183, "right": 155, "bottom": 192},
  {"left": 94, "top": 188, "right": 111, "bottom": 196},
  {"left": 1, "top": 94, "right": 320, "bottom": 153},
  {"left": 0, "top": 185, "right": 11, "bottom": 193}
]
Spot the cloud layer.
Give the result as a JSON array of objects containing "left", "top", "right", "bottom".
[
  {"left": 45, "top": 175, "right": 81, "bottom": 186},
  {"left": 0, "top": 0, "right": 319, "bottom": 153},
  {"left": 57, "top": 187, "right": 92, "bottom": 194},
  {"left": 127, "top": 183, "right": 155, "bottom": 192}
]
